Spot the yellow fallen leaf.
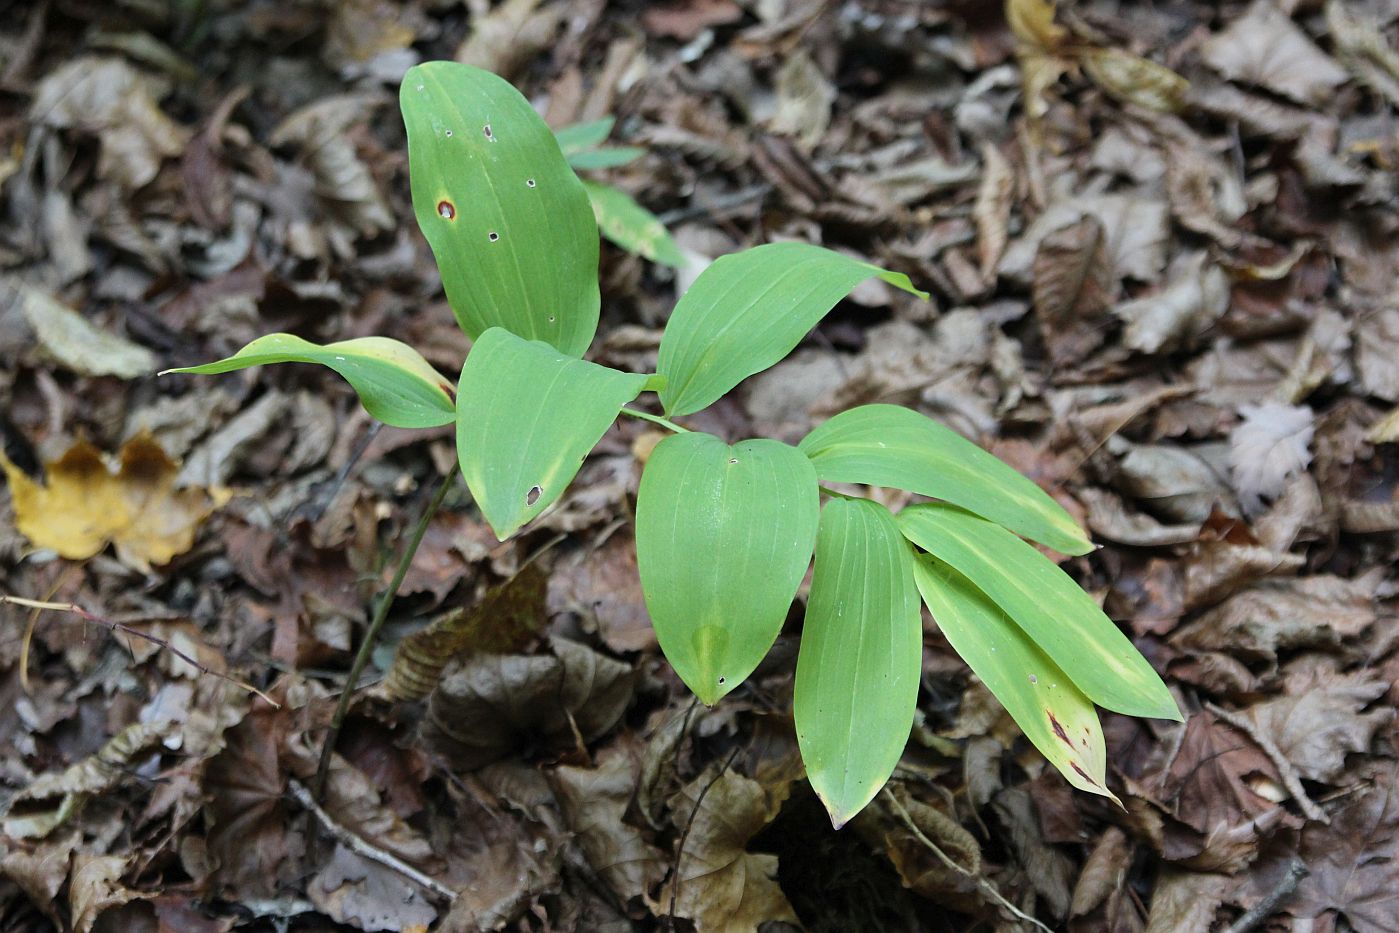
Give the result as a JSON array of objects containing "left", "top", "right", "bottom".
[
  {"left": 0, "top": 433, "right": 230, "bottom": 571},
  {"left": 1081, "top": 46, "right": 1189, "bottom": 113}
]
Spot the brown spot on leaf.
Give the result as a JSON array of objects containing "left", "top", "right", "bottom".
[
  {"left": 1048, "top": 710, "right": 1073, "bottom": 746},
  {"left": 1070, "top": 762, "right": 1099, "bottom": 786},
  {"left": 437, "top": 200, "right": 455, "bottom": 220}
]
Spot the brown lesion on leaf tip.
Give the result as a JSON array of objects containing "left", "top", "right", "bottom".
[
  {"left": 1070, "top": 761, "right": 1099, "bottom": 786},
  {"left": 1047, "top": 710, "right": 1074, "bottom": 747}
]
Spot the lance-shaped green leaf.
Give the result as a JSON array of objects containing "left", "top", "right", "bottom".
[
  {"left": 457, "top": 328, "right": 647, "bottom": 539},
  {"left": 567, "top": 147, "right": 646, "bottom": 170},
  {"left": 910, "top": 554, "right": 1116, "bottom": 802},
  {"left": 796, "top": 497, "right": 923, "bottom": 828},
  {"left": 582, "top": 181, "right": 685, "bottom": 268},
  {"left": 656, "top": 243, "right": 928, "bottom": 416},
  {"left": 636, "top": 433, "right": 819, "bottom": 706},
  {"left": 897, "top": 504, "right": 1180, "bottom": 721},
  {"left": 799, "top": 404, "right": 1092, "bottom": 555},
  {"left": 164, "top": 334, "right": 454, "bottom": 429},
  {"left": 554, "top": 116, "right": 615, "bottom": 154},
  {"left": 402, "top": 62, "right": 599, "bottom": 355}
]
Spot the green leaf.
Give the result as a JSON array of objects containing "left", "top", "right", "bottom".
[
  {"left": 799, "top": 404, "right": 1092, "bottom": 555},
  {"left": 554, "top": 117, "right": 615, "bottom": 154},
  {"left": 636, "top": 433, "right": 819, "bottom": 706},
  {"left": 581, "top": 181, "right": 685, "bottom": 268},
  {"left": 402, "top": 62, "right": 599, "bottom": 356},
  {"left": 164, "top": 334, "right": 454, "bottom": 429},
  {"left": 897, "top": 504, "right": 1180, "bottom": 721},
  {"left": 795, "top": 497, "right": 923, "bottom": 828},
  {"left": 567, "top": 147, "right": 646, "bottom": 170},
  {"left": 456, "top": 328, "right": 647, "bottom": 539},
  {"left": 656, "top": 243, "right": 928, "bottom": 416},
  {"left": 910, "top": 554, "right": 1117, "bottom": 802}
]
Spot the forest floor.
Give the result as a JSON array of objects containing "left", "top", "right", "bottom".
[{"left": 1, "top": 0, "right": 1397, "bottom": 931}]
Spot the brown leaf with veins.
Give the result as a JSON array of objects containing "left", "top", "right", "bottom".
[
  {"left": 660, "top": 768, "right": 797, "bottom": 932},
  {"left": 1033, "top": 216, "right": 1114, "bottom": 368},
  {"left": 1242, "top": 671, "right": 1393, "bottom": 784},
  {"left": 1201, "top": 0, "right": 1350, "bottom": 106}
]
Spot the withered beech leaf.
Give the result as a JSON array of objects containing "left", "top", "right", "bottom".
[
  {"left": 423, "top": 637, "right": 634, "bottom": 770},
  {"left": 658, "top": 768, "right": 797, "bottom": 932},
  {"left": 1241, "top": 672, "right": 1393, "bottom": 784},
  {"left": 1032, "top": 216, "right": 1114, "bottom": 368},
  {"left": 1200, "top": 0, "right": 1350, "bottom": 106}
]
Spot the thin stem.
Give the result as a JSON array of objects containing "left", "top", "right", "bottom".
[
  {"left": 312, "top": 463, "right": 459, "bottom": 799},
  {"left": 620, "top": 407, "right": 690, "bottom": 434},
  {"left": 818, "top": 484, "right": 861, "bottom": 501}
]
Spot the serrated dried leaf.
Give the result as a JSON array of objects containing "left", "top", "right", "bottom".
[
  {"left": 1229, "top": 403, "right": 1314, "bottom": 513},
  {"left": 1201, "top": 0, "right": 1349, "bottom": 106}
]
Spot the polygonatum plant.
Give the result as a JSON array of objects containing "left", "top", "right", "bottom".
[{"left": 166, "top": 62, "right": 1181, "bottom": 827}]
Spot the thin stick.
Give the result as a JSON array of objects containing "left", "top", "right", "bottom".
[
  {"left": 312, "top": 464, "right": 458, "bottom": 799},
  {"left": 668, "top": 744, "right": 741, "bottom": 927},
  {"left": 1223, "top": 857, "right": 1307, "bottom": 933},
  {"left": 288, "top": 778, "right": 457, "bottom": 901},
  {"left": 620, "top": 407, "right": 690, "bottom": 434},
  {"left": 882, "top": 787, "right": 1052, "bottom": 933},
  {"left": 0, "top": 595, "right": 279, "bottom": 708},
  {"left": 1207, "top": 702, "right": 1326, "bottom": 823}
]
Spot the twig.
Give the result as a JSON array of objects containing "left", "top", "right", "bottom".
[
  {"left": 1224, "top": 857, "right": 1307, "bottom": 933},
  {"left": 312, "top": 463, "right": 458, "bottom": 799},
  {"left": 0, "top": 595, "right": 279, "bottom": 708},
  {"left": 1206, "top": 702, "right": 1327, "bottom": 823},
  {"left": 882, "top": 787, "right": 1052, "bottom": 933},
  {"left": 287, "top": 778, "right": 457, "bottom": 902},
  {"left": 668, "top": 744, "right": 741, "bottom": 928}
]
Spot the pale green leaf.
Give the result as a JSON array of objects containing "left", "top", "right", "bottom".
[
  {"left": 796, "top": 497, "right": 923, "bottom": 828},
  {"left": 799, "top": 404, "right": 1092, "bottom": 555},
  {"left": 567, "top": 147, "right": 646, "bottom": 170},
  {"left": 910, "top": 554, "right": 1116, "bottom": 802},
  {"left": 656, "top": 242, "right": 928, "bottom": 416},
  {"left": 456, "top": 328, "right": 647, "bottom": 539},
  {"left": 636, "top": 433, "right": 819, "bottom": 705},
  {"left": 402, "top": 62, "right": 599, "bottom": 355},
  {"left": 897, "top": 504, "right": 1181, "bottom": 721},
  {"left": 554, "top": 117, "right": 615, "bottom": 154},
  {"left": 164, "top": 334, "right": 455, "bottom": 429},
  {"left": 582, "top": 180, "right": 685, "bottom": 268}
]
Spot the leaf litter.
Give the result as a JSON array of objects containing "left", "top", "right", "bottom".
[{"left": 1, "top": 0, "right": 1398, "bottom": 929}]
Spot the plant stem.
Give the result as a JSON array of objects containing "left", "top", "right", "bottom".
[
  {"left": 620, "top": 407, "right": 690, "bottom": 434},
  {"left": 312, "top": 463, "right": 458, "bottom": 799},
  {"left": 818, "top": 484, "right": 861, "bottom": 501}
]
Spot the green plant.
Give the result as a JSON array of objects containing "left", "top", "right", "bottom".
[{"left": 167, "top": 62, "right": 1180, "bottom": 827}]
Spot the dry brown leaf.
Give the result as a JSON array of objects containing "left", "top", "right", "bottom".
[
  {"left": 547, "top": 531, "right": 655, "bottom": 654},
  {"left": 1002, "top": 193, "right": 1171, "bottom": 284},
  {"left": 642, "top": 0, "right": 744, "bottom": 41},
  {"left": 1326, "top": 0, "right": 1399, "bottom": 105},
  {"left": 309, "top": 845, "right": 439, "bottom": 932},
  {"left": 768, "top": 50, "right": 835, "bottom": 152},
  {"left": 30, "top": 56, "right": 189, "bottom": 189},
  {"left": 1115, "top": 253, "right": 1229, "bottom": 355},
  {"left": 423, "top": 637, "right": 634, "bottom": 770},
  {"left": 551, "top": 746, "right": 667, "bottom": 902},
  {"left": 1143, "top": 868, "right": 1232, "bottom": 933},
  {"left": 1033, "top": 215, "right": 1114, "bottom": 367},
  {"left": 9, "top": 282, "right": 157, "bottom": 378},
  {"left": 660, "top": 768, "right": 797, "bottom": 932},
  {"left": 69, "top": 854, "right": 137, "bottom": 933},
  {"left": 379, "top": 562, "right": 548, "bottom": 703},
  {"left": 1200, "top": 0, "right": 1350, "bottom": 106},
  {"left": 973, "top": 142, "right": 1015, "bottom": 282},
  {"left": 456, "top": 0, "right": 561, "bottom": 79},
  {"left": 0, "top": 434, "right": 230, "bottom": 572},
  {"left": 1228, "top": 402, "right": 1314, "bottom": 513},
  {"left": 1242, "top": 672, "right": 1393, "bottom": 784}
]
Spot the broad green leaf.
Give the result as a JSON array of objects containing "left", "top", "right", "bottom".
[
  {"left": 567, "top": 147, "right": 646, "bottom": 170},
  {"left": 402, "top": 62, "right": 599, "bottom": 356},
  {"left": 799, "top": 404, "right": 1092, "bottom": 555},
  {"left": 581, "top": 180, "right": 685, "bottom": 268},
  {"left": 795, "top": 497, "right": 923, "bottom": 828},
  {"left": 656, "top": 242, "right": 928, "bottom": 416},
  {"left": 910, "top": 554, "right": 1116, "bottom": 802},
  {"left": 897, "top": 504, "right": 1180, "bottom": 721},
  {"left": 164, "top": 334, "right": 454, "bottom": 429},
  {"left": 554, "top": 117, "right": 615, "bottom": 154},
  {"left": 457, "top": 328, "right": 647, "bottom": 539},
  {"left": 636, "top": 433, "right": 819, "bottom": 706}
]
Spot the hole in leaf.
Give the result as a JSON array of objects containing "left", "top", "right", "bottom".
[
  {"left": 483, "top": 124, "right": 493, "bottom": 140},
  {"left": 728, "top": 458, "right": 738, "bottom": 464},
  {"left": 717, "top": 676, "right": 726, "bottom": 685},
  {"left": 437, "top": 200, "right": 455, "bottom": 220},
  {"left": 444, "top": 129, "right": 453, "bottom": 138},
  {"left": 526, "top": 178, "right": 536, "bottom": 188},
  {"left": 547, "top": 315, "right": 556, "bottom": 323},
  {"left": 1028, "top": 674, "right": 1038, "bottom": 684},
  {"left": 526, "top": 485, "right": 541, "bottom": 506},
  {"left": 488, "top": 231, "right": 500, "bottom": 242}
]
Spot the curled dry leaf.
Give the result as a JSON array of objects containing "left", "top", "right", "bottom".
[
  {"left": 973, "top": 142, "right": 1014, "bottom": 282},
  {"left": 1080, "top": 46, "right": 1188, "bottom": 113},
  {"left": 1240, "top": 671, "right": 1393, "bottom": 784},
  {"left": 1229, "top": 402, "right": 1315, "bottom": 514},
  {"left": 1032, "top": 215, "right": 1114, "bottom": 367},
  {"left": 1114, "top": 253, "right": 1229, "bottom": 355},
  {"left": 0, "top": 434, "right": 231, "bottom": 572},
  {"left": 659, "top": 768, "right": 798, "bottom": 932},
  {"left": 30, "top": 56, "right": 189, "bottom": 189},
  {"left": 9, "top": 283, "right": 157, "bottom": 378},
  {"left": 1201, "top": 0, "right": 1349, "bottom": 106}
]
